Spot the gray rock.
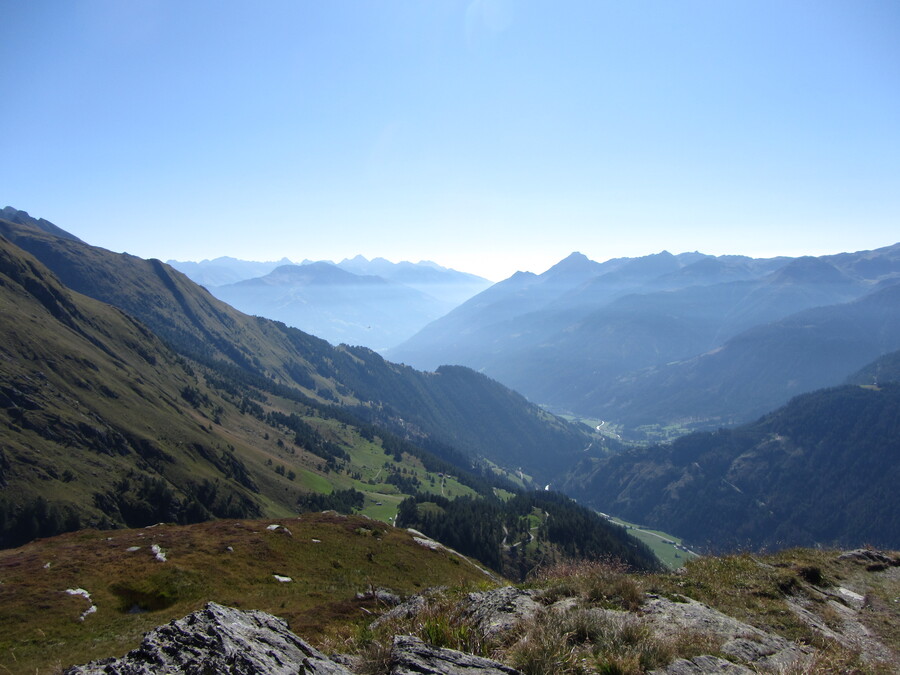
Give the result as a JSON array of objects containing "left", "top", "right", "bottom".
[
  {"left": 356, "top": 587, "right": 402, "bottom": 606},
  {"left": 64, "top": 602, "right": 353, "bottom": 674},
  {"left": 370, "top": 593, "right": 428, "bottom": 630},
  {"left": 389, "top": 635, "right": 521, "bottom": 675},
  {"left": 787, "top": 596, "right": 897, "bottom": 666},
  {"left": 651, "top": 655, "right": 754, "bottom": 674},
  {"left": 457, "top": 587, "right": 540, "bottom": 638},
  {"left": 837, "top": 549, "right": 897, "bottom": 567},
  {"left": 642, "top": 595, "right": 806, "bottom": 670}
]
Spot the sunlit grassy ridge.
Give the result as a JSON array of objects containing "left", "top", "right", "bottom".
[
  {"left": 328, "top": 549, "right": 899, "bottom": 674},
  {"left": 0, "top": 513, "right": 494, "bottom": 674}
]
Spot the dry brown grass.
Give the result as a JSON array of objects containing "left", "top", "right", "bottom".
[{"left": 531, "top": 559, "right": 644, "bottom": 611}]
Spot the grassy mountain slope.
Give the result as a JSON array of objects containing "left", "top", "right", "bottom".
[
  {"left": 3, "top": 522, "right": 898, "bottom": 674},
  {"left": 563, "top": 383, "right": 900, "bottom": 552},
  {"left": 0, "top": 513, "right": 494, "bottom": 673},
  {"left": 0, "top": 234, "right": 493, "bottom": 547},
  {"left": 0, "top": 210, "right": 598, "bottom": 482}
]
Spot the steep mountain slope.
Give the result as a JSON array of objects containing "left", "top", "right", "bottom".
[
  {"left": 385, "top": 252, "right": 621, "bottom": 372},
  {"left": 495, "top": 257, "right": 871, "bottom": 416},
  {"left": 212, "top": 262, "right": 445, "bottom": 350},
  {"left": 0, "top": 209, "right": 597, "bottom": 481},
  {"left": 0, "top": 235, "right": 271, "bottom": 543},
  {"left": 563, "top": 382, "right": 900, "bottom": 552},
  {"left": 387, "top": 250, "right": 776, "bottom": 376},
  {"left": 0, "top": 206, "right": 84, "bottom": 243},
  {"left": 847, "top": 348, "right": 900, "bottom": 385},
  {"left": 391, "top": 245, "right": 900, "bottom": 429},
  {"left": 592, "top": 282, "right": 900, "bottom": 429}
]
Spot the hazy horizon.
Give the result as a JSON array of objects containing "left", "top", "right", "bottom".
[{"left": 3, "top": 1, "right": 899, "bottom": 281}]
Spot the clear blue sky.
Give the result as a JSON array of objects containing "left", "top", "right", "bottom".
[{"left": 3, "top": 1, "right": 899, "bottom": 281}]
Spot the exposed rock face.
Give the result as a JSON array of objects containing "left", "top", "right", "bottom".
[
  {"left": 64, "top": 602, "right": 353, "bottom": 675},
  {"left": 389, "top": 635, "right": 521, "bottom": 675},
  {"left": 457, "top": 586, "right": 540, "bottom": 638},
  {"left": 356, "top": 587, "right": 402, "bottom": 606},
  {"left": 641, "top": 595, "right": 807, "bottom": 671},
  {"left": 370, "top": 591, "right": 429, "bottom": 630}
]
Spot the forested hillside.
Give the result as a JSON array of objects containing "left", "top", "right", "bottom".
[
  {"left": 563, "top": 383, "right": 900, "bottom": 551},
  {"left": 396, "top": 490, "right": 660, "bottom": 579}
]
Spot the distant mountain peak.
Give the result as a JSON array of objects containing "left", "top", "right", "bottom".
[
  {"left": 542, "top": 252, "right": 602, "bottom": 280},
  {"left": 562, "top": 251, "right": 590, "bottom": 262}
]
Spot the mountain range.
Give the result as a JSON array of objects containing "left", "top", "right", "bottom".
[
  {"left": 168, "top": 255, "right": 491, "bottom": 351},
  {"left": 389, "top": 245, "right": 900, "bottom": 435},
  {"left": 3, "top": 204, "right": 900, "bottom": 560},
  {"left": 0, "top": 207, "right": 615, "bottom": 553}
]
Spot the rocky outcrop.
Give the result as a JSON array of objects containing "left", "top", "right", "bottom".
[
  {"left": 837, "top": 549, "right": 899, "bottom": 568},
  {"left": 641, "top": 594, "right": 807, "bottom": 671},
  {"left": 389, "top": 635, "right": 521, "bottom": 675},
  {"left": 369, "top": 590, "right": 431, "bottom": 629},
  {"left": 64, "top": 602, "right": 353, "bottom": 675},
  {"left": 457, "top": 586, "right": 540, "bottom": 638}
]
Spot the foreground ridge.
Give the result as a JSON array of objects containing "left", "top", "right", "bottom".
[{"left": 62, "top": 548, "right": 900, "bottom": 675}]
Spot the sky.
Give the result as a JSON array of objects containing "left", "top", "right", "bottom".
[{"left": 2, "top": 1, "right": 899, "bottom": 282}]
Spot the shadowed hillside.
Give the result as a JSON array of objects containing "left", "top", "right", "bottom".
[{"left": 563, "top": 382, "right": 900, "bottom": 552}]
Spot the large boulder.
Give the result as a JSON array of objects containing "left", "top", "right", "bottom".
[{"left": 64, "top": 602, "right": 353, "bottom": 675}]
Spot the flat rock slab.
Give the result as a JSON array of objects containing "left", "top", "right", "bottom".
[
  {"left": 390, "top": 635, "right": 521, "bottom": 675},
  {"left": 64, "top": 602, "right": 353, "bottom": 675}
]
